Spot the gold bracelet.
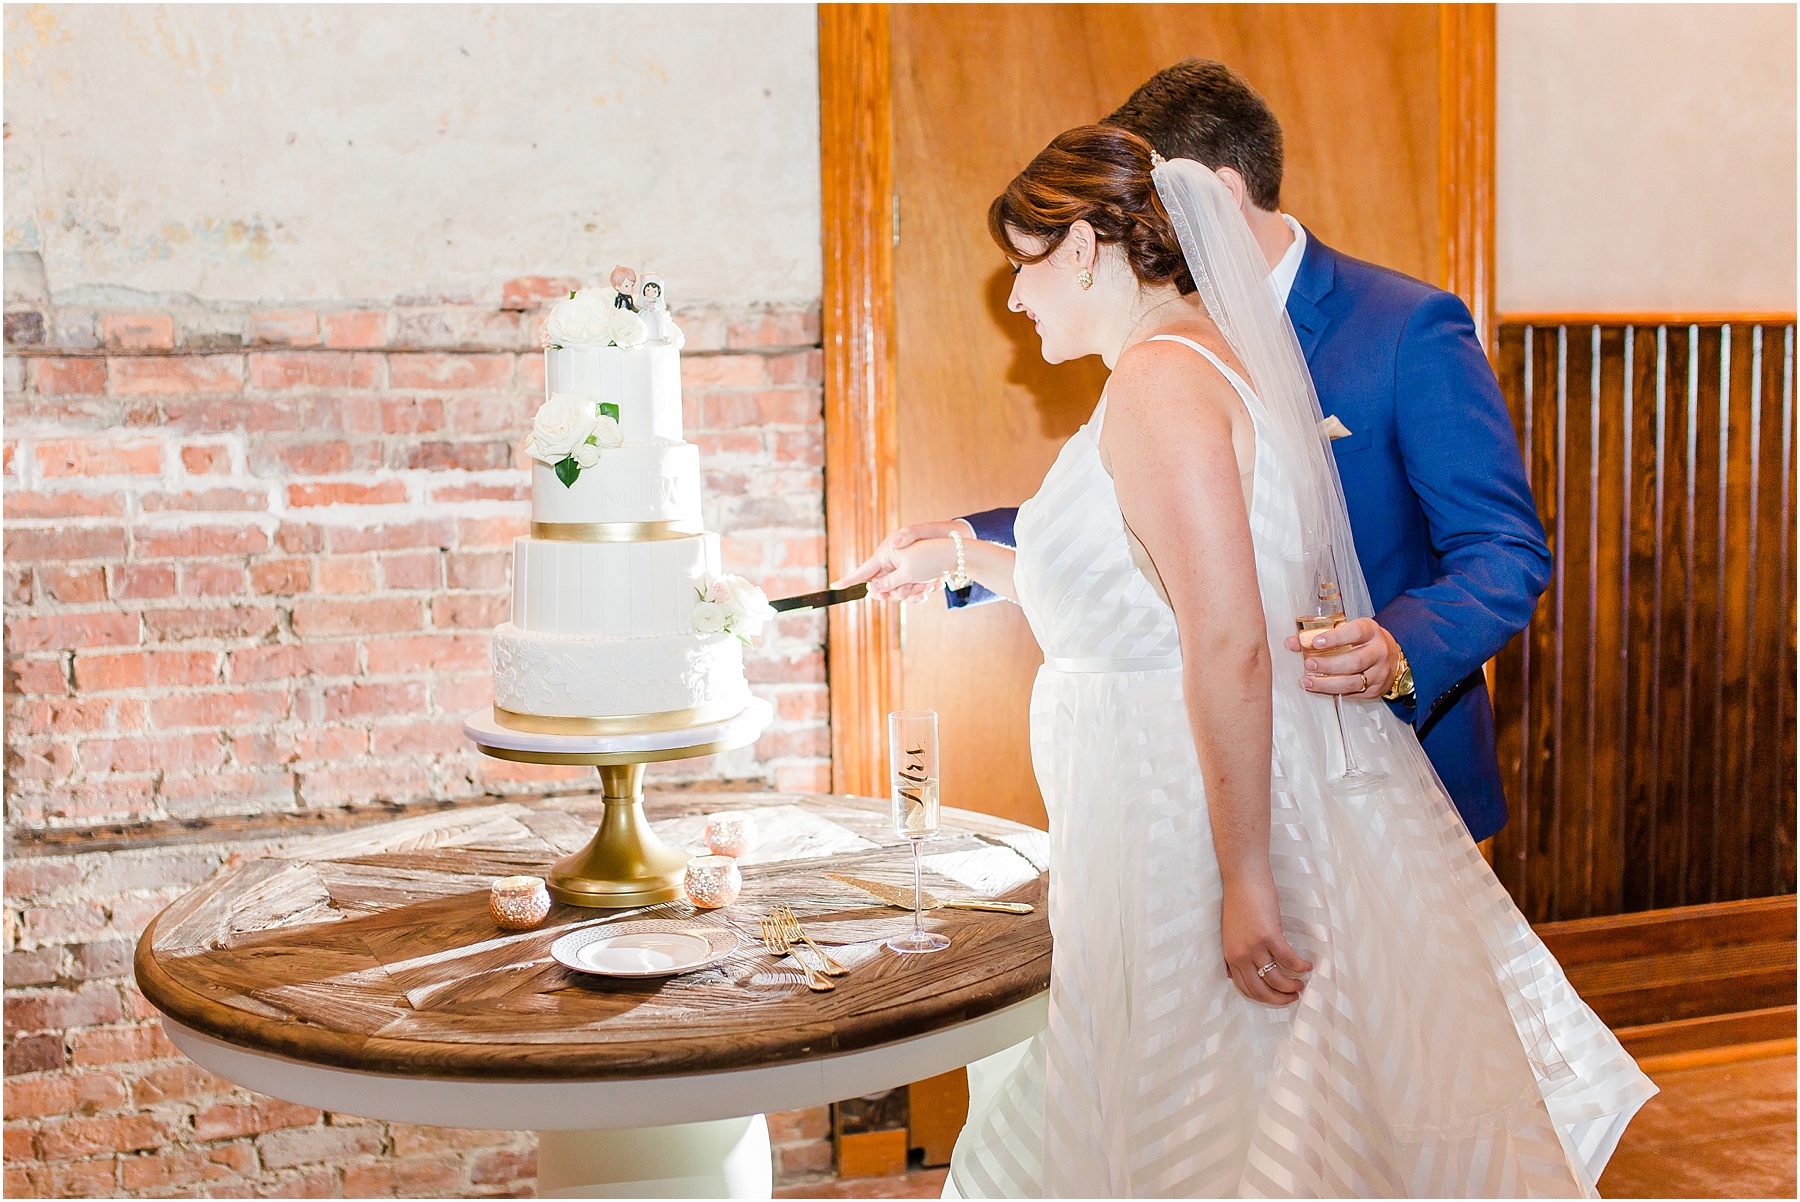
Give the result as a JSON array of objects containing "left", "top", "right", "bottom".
[{"left": 944, "top": 529, "right": 971, "bottom": 590}]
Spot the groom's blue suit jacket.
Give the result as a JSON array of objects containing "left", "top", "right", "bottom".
[{"left": 953, "top": 229, "right": 1550, "bottom": 843}]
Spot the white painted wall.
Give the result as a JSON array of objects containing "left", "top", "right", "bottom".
[
  {"left": 1497, "top": 3, "right": 1796, "bottom": 313},
  {"left": 3, "top": 3, "right": 821, "bottom": 306}
]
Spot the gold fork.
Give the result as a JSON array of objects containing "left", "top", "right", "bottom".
[
  {"left": 759, "top": 915, "right": 834, "bottom": 992},
  {"left": 773, "top": 904, "right": 848, "bottom": 976}
]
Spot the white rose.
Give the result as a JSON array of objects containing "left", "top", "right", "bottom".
[
  {"left": 706, "top": 578, "right": 732, "bottom": 604},
  {"left": 606, "top": 307, "right": 648, "bottom": 349},
  {"left": 571, "top": 441, "right": 601, "bottom": 469},
  {"left": 525, "top": 392, "right": 598, "bottom": 464},
  {"left": 717, "top": 574, "right": 776, "bottom": 639},
  {"left": 544, "top": 288, "right": 624, "bottom": 347},
  {"left": 592, "top": 414, "right": 625, "bottom": 449},
  {"left": 691, "top": 599, "right": 729, "bottom": 634}
]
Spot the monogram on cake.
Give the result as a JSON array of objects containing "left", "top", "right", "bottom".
[{"left": 491, "top": 277, "right": 775, "bottom": 735}]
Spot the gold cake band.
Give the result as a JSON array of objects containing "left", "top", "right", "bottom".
[
  {"left": 531, "top": 520, "right": 703, "bottom": 542},
  {"left": 492, "top": 701, "right": 745, "bottom": 736}
]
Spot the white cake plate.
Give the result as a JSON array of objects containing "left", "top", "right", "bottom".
[{"left": 463, "top": 700, "right": 772, "bottom": 908}]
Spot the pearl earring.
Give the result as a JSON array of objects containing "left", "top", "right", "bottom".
[{"left": 1077, "top": 269, "right": 1093, "bottom": 291}]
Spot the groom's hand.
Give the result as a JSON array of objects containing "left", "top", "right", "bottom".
[
  {"left": 1285, "top": 617, "right": 1401, "bottom": 700},
  {"left": 832, "top": 519, "right": 975, "bottom": 602}
]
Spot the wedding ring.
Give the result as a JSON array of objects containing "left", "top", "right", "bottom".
[
  {"left": 1256, "top": 960, "right": 1279, "bottom": 979},
  {"left": 1357, "top": 671, "right": 1369, "bottom": 692}
]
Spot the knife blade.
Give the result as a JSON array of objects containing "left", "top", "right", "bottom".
[
  {"left": 828, "top": 873, "right": 1034, "bottom": 914},
  {"left": 769, "top": 583, "right": 869, "bottom": 613}
]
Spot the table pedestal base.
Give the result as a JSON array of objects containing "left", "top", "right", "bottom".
[{"left": 537, "top": 1114, "right": 771, "bottom": 1198}]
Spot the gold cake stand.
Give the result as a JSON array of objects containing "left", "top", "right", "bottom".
[{"left": 462, "top": 700, "right": 773, "bottom": 908}]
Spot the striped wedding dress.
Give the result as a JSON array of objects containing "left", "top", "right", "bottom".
[{"left": 947, "top": 336, "right": 1655, "bottom": 1198}]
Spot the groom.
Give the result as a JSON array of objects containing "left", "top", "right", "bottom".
[{"left": 837, "top": 60, "right": 1549, "bottom": 844}]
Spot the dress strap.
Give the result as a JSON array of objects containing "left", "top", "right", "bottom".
[{"left": 1145, "top": 334, "right": 1258, "bottom": 403}]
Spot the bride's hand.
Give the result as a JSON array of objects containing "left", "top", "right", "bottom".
[
  {"left": 1221, "top": 872, "right": 1313, "bottom": 1006},
  {"left": 832, "top": 520, "right": 972, "bottom": 600}
]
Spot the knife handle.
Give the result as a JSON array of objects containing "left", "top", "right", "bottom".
[{"left": 941, "top": 900, "right": 1034, "bottom": 914}]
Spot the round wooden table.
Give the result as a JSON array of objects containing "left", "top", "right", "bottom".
[{"left": 134, "top": 792, "right": 1051, "bottom": 1198}]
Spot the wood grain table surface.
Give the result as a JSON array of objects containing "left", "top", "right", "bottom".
[{"left": 134, "top": 792, "right": 1051, "bottom": 1082}]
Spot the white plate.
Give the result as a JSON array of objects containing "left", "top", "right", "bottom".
[{"left": 551, "top": 921, "right": 741, "bottom": 979}]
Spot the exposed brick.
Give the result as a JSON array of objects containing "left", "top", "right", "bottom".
[
  {"left": 251, "top": 557, "right": 313, "bottom": 595},
  {"left": 4, "top": 525, "right": 129, "bottom": 562},
  {"left": 180, "top": 560, "right": 250, "bottom": 596},
  {"left": 364, "top": 633, "right": 487, "bottom": 674},
  {"left": 249, "top": 351, "right": 382, "bottom": 391},
  {"left": 108, "top": 354, "right": 243, "bottom": 394},
  {"left": 774, "top": 762, "right": 830, "bottom": 794},
  {"left": 139, "top": 487, "right": 271, "bottom": 512},
  {"left": 7, "top": 612, "right": 139, "bottom": 652},
  {"left": 325, "top": 520, "right": 453, "bottom": 553},
  {"left": 73, "top": 650, "right": 220, "bottom": 691},
  {"left": 80, "top": 731, "right": 225, "bottom": 773},
  {"left": 321, "top": 681, "right": 426, "bottom": 720},
  {"left": 378, "top": 395, "right": 444, "bottom": 434},
  {"left": 35, "top": 439, "right": 163, "bottom": 477},
  {"left": 31, "top": 357, "right": 108, "bottom": 395},
  {"left": 728, "top": 306, "right": 821, "bottom": 349},
  {"left": 5, "top": 1034, "right": 68, "bottom": 1074},
  {"left": 141, "top": 605, "right": 280, "bottom": 642},
  {"left": 429, "top": 593, "right": 508, "bottom": 629},
  {"left": 102, "top": 314, "right": 175, "bottom": 350},
  {"left": 286, "top": 480, "right": 408, "bottom": 507},
  {"left": 39, "top": 565, "right": 107, "bottom": 603},
  {"left": 256, "top": 1121, "right": 382, "bottom": 1169},
  {"left": 164, "top": 394, "right": 303, "bottom": 432},
  {"left": 501, "top": 275, "right": 582, "bottom": 310},
  {"left": 117, "top": 1145, "right": 239, "bottom": 1191},
  {"left": 227, "top": 641, "right": 357, "bottom": 684},
  {"left": 3, "top": 491, "right": 127, "bottom": 519},
  {"left": 296, "top": 762, "right": 431, "bottom": 806},
  {"left": 180, "top": 443, "right": 232, "bottom": 474},
  {"left": 133, "top": 523, "right": 271, "bottom": 559},
  {"left": 683, "top": 354, "right": 768, "bottom": 389},
  {"left": 109, "top": 564, "right": 177, "bottom": 600},
  {"left": 9, "top": 697, "right": 146, "bottom": 734},
  {"left": 4, "top": 858, "right": 81, "bottom": 897},
  {"left": 37, "top": 1111, "right": 174, "bottom": 1160},
  {"left": 343, "top": 1152, "right": 465, "bottom": 1197},
  {"left": 3, "top": 1068, "right": 128, "bottom": 1118},
  {"left": 369, "top": 720, "right": 464, "bottom": 756},
  {"left": 776, "top": 686, "right": 831, "bottom": 721},
  {"left": 386, "top": 352, "right": 513, "bottom": 390},
  {"left": 251, "top": 309, "right": 320, "bottom": 347},
  {"left": 3, "top": 984, "right": 126, "bottom": 1034},
  {"left": 67, "top": 941, "right": 134, "bottom": 981},
  {"left": 4, "top": 1157, "right": 117, "bottom": 1198},
  {"left": 314, "top": 554, "right": 377, "bottom": 593},
  {"left": 150, "top": 689, "right": 289, "bottom": 729},
  {"left": 455, "top": 515, "right": 527, "bottom": 548},
  {"left": 469, "top": 1145, "right": 536, "bottom": 1187},
  {"left": 66, "top": 1022, "right": 181, "bottom": 1068},
  {"left": 291, "top": 597, "right": 423, "bottom": 637},
  {"left": 398, "top": 439, "right": 515, "bottom": 471},
  {"left": 6, "top": 309, "right": 46, "bottom": 345},
  {"left": 768, "top": 348, "right": 825, "bottom": 385},
  {"left": 3, "top": 948, "right": 63, "bottom": 987},
  {"left": 768, "top": 1105, "right": 832, "bottom": 1145},
  {"left": 445, "top": 550, "right": 510, "bottom": 590},
  {"left": 265, "top": 439, "right": 352, "bottom": 475},
  {"left": 5, "top": 657, "right": 70, "bottom": 696},
  {"left": 321, "top": 309, "right": 388, "bottom": 348}
]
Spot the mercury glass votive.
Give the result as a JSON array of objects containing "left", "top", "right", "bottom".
[
  {"left": 703, "top": 811, "right": 759, "bottom": 858},
  {"left": 489, "top": 876, "right": 552, "bottom": 930},
  {"left": 683, "top": 855, "right": 742, "bottom": 909}
]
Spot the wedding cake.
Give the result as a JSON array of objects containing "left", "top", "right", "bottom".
[{"left": 491, "top": 271, "right": 774, "bottom": 734}]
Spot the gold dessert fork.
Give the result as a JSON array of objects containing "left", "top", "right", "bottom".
[
  {"left": 773, "top": 904, "right": 848, "bottom": 976},
  {"left": 759, "top": 915, "right": 834, "bottom": 992}
]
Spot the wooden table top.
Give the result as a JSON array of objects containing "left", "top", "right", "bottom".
[{"left": 135, "top": 792, "right": 1051, "bottom": 1081}]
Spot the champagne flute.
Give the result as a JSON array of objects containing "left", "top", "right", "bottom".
[
  {"left": 1293, "top": 546, "right": 1382, "bottom": 787},
  {"left": 886, "top": 710, "right": 950, "bottom": 954}
]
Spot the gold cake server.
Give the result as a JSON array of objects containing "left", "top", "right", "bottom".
[{"left": 829, "top": 873, "right": 1034, "bottom": 914}]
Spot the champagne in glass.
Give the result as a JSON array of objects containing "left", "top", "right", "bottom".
[
  {"left": 886, "top": 710, "right": 950, "bottom": 954},
  {"left": 1293, "top": 548, "right": 1382, "bottom": 787}
]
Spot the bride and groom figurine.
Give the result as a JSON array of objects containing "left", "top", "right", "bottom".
[
  {"left": 608, "top": 264, "right": 675, "bottom": 341},
  {"left": 834, "top": 59, "right": 1655, "bottom": 1199}
]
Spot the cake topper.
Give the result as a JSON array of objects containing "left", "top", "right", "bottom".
[
  {"left": 637, "top": 273, "right": 666, "bottom": 312},
  {"left": 609, "top": 265, "right": 638, "bottom": 311}
]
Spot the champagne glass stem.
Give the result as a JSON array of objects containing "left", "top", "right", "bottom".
[
  {"left": 1331, "top": 695, "right": 1365, "bottom": 775},
  {"left": 911, "top": 841, "right": 924, "bottom": 939}
]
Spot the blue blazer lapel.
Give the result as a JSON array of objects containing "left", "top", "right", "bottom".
[{"left": 1285, "top": 225, "right": 1337, "bottom": 363}]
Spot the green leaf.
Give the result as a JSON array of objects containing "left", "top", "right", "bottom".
[
  {"left": 568, "top": 290, "right": 577, "bottom": 299},
  {"left": 554, "top": 457, "right": 581, "bottom": 488},
  {"left": 598, "top": 402, "right": 620, "bottom": 422}
]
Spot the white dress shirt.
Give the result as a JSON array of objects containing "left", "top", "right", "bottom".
[{"left": 1267, "top": 213, "right": 1307, "bottom": 308}]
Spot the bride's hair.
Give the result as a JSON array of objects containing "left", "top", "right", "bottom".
[{"left": 988, "top": 125, "right": 1195, "bottom": 295}]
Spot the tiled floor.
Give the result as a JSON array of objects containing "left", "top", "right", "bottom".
[
  {"left": 779, "top": 1052, "right": 1798, "bottom": 1199},
  {"left": 1599, "top": 1052, "right": 1797, "bottom": 1199}
]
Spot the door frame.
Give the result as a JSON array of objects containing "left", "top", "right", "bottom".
[{"left": 819, "top": 3, "right": 1498, "bottom": 796}]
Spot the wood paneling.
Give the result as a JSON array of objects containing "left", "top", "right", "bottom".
[
  {"left": 1492, "top": 317, "right": 1797, "bottom": 922},
  {"left": 1439, "top": 2, "right": 1497, "bottom": 351},
  {"left": 820, "top": 5, "right": 902, "bottom": 798}
]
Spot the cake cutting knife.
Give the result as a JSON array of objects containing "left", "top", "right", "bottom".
[
  {"left": 828, "top": 873, "right": 1034, "bottom": 914},
  {"left": 768, "top": 583, "right": 868, "bottom": 613}
]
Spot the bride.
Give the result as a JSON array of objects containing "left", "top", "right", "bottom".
[{"left": 838, "top": 126, "right": 1656, "bottom": 1197}]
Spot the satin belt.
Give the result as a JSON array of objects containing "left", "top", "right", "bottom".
[{"left": 1047, "top": 654, "right": 1182, "bottom": 673}]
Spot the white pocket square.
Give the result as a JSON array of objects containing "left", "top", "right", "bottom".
[{"left": 1319, "top": 415, "right": 1353, "bottom": 441}]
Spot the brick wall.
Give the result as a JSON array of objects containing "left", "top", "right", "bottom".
[{"left": 2, "top": 283, "right": 831, "bottom": 1195}]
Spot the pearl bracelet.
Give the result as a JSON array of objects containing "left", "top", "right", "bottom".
[{"left": 944, "top": 529, "right": 971, "bottom": 590}]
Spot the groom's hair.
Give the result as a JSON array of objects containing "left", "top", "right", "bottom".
[{"left": 1104, "top": 60, "right": 1284, "bottom": 211}]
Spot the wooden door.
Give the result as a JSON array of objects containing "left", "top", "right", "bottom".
[{"left": 879, "top": 4, "right": 1475, "bottom": 827}]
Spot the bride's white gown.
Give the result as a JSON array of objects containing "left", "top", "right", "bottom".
[{"left": 948, "top": 335, "right": 1656, "bottom": 1198}]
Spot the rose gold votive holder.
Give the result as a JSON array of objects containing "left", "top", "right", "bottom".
[
  {"left": 683, "top": 855, "right": 742, "bottom": 909},
  {"left": 703, "top": 811, "right": 759, "bottom": 858},
  {"left": 489, "top": 876, "right": 551, "bottom": 930}
]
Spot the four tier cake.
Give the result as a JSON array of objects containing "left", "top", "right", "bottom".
[{"left": 491, "top": 273, "right": 773, "bottom": 735}]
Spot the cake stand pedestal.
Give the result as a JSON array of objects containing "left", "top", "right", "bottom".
[{"left": 463, "top": 700, "right": 772, "bottom": 908}]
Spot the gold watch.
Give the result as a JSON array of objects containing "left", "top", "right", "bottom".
[{"left": 1383, "top": 646, "right": 1415, "bottom": 702}]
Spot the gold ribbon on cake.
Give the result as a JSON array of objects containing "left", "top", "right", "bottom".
[
  {"left": 531, "top": 519, "right": 704, "bottom": 542},
  {"left": 492, "top": 700, "right": 746, "bottom": 735}
]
